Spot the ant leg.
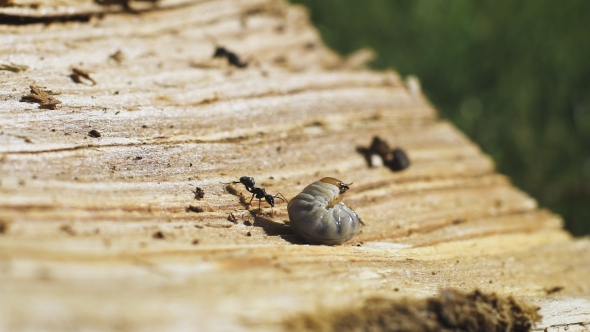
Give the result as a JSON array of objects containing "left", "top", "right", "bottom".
[{"left": 248, "top": 193, "right": 256, "bottom": 206}]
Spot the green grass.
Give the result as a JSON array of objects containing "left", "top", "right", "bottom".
[{"left": 291, "top": 0, "right": 590, "bottom": 236}]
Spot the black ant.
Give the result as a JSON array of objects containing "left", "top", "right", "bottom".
[
  {"left": 248, "top": 187, "right": 288, "bottom": 210},
  {"left": 389, "top": 148, "right": 410, "bottom": 171},
  {"left": 230, "top": 176, "right": 288, "bottom": 211}
]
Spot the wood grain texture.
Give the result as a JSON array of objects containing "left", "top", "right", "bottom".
[{"left": 1, "top": 0, "right": 589, "bottom": 331}]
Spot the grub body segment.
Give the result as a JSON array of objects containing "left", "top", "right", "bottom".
[{"left": 288, "top": 178, "right": 360, "bottom": 245}]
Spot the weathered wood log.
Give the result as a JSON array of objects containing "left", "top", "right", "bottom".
[{"left": 1, "top": 0, "right": 589, "bottom": 330}]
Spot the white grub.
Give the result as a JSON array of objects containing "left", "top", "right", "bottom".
[{"left": 287, "top": 177, "right": 360, "bottom": 245}]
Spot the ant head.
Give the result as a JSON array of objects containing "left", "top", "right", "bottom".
[
  {"left": 266, "top": 193, "right": 287, "bottom": 207},
  {"left": 264, "top": 194, "right": 275, "bottom": 207}
]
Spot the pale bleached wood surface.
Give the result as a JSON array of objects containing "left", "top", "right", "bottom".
[{"left": 1, "top": 0, "right": 589, "bottom": 331}]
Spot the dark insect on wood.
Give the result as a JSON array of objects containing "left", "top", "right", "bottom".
[
  {"left": 388, "top": 148, "right": 410, "bottom": 171},
  {"left": 248, "top": 187, "right": 287, "bottom": 210},
  {"left": 357, "top": 136, "right": 410, "bottom": 172},
  {"left": 231, "top": 176, "right": 287, "bottom": 211},
  {"left": 213, "top": 47, "right": 248, "bottom": 68},
  {"left": 369, "top": 136, "right": 391, "bottom": 161},
  {"left": 357, "top": 136, "right": 390, "bottom": 167}
]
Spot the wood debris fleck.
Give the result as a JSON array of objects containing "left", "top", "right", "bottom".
[
  {"left": 194, "top": 187, "right": 205, "bottom": 200},
  {"left": 109, "top": 50, "right": 124, "bottom": 64},
  {"left": 88, "top": 129, "right": 101, "bottom": 138},
  {"left": 0, "top": 61, "right": 29, "bottom": 73},
  {"left": 0, "top": 220, "right": 8, "bottom": 234},
  {"left": 20, "top": 85, "right": 62, "bottom": 110},
  {"left": 186, "top": 205, "right": 204, "bottom": 213},
  {"left": 70, "top": 67, "right": 97, "bottom": 85},
  {"left": 213, "top": 47, "right": 248, "bottom": 68}
]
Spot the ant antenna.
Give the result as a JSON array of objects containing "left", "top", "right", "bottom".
[{"left": 271, "top": 192, "right": 288, "bottom": 204}]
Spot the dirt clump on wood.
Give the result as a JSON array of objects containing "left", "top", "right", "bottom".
[
  {"left": 0, "top": 220, "right": 8, "bottom": 234},
  {"left": 19, "top": 85, "right": 62, "bottom": 110},
  {"left": 284, "top": 289, "right": 541, "bottom": 332}
]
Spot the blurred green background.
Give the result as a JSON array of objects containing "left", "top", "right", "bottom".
[{"left": 291, "top": 0, "right": 590, "bottom": 236}]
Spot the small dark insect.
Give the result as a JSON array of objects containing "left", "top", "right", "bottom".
[
  {"left": 357, "top": 137, "right": 383, "bottom": 167},
  {"left": 194, "top": 186, "right": 205, "bottom": 200},
  {"left": 70, "top": 67, "right": 97, "bottom": 85},
  {"left": 357, "top": 136, "right": 411, "bottom": 172},
  {"left": 213, "top": 47, "right": 248, "bottom": 68},
  {"left": 248, "top": 187, "right": 288, "bottom": 210},
  {"left": 20, "top": 85, "right": 62, "bottom": 110},
  {"left": 369, "top": 136, "right": 391, "bottom": 160},
  {"left": 152, "top": 231, "right": 165, "bottom": 239},
  {"left": 88, "top": 129, "right": 101, "bottom": 138},
  {"left": 230, "top": 176, "right": 288, "bottom": 211},
  {"left": 389, "top": 148, "right": 410, "bottom": 171}
]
